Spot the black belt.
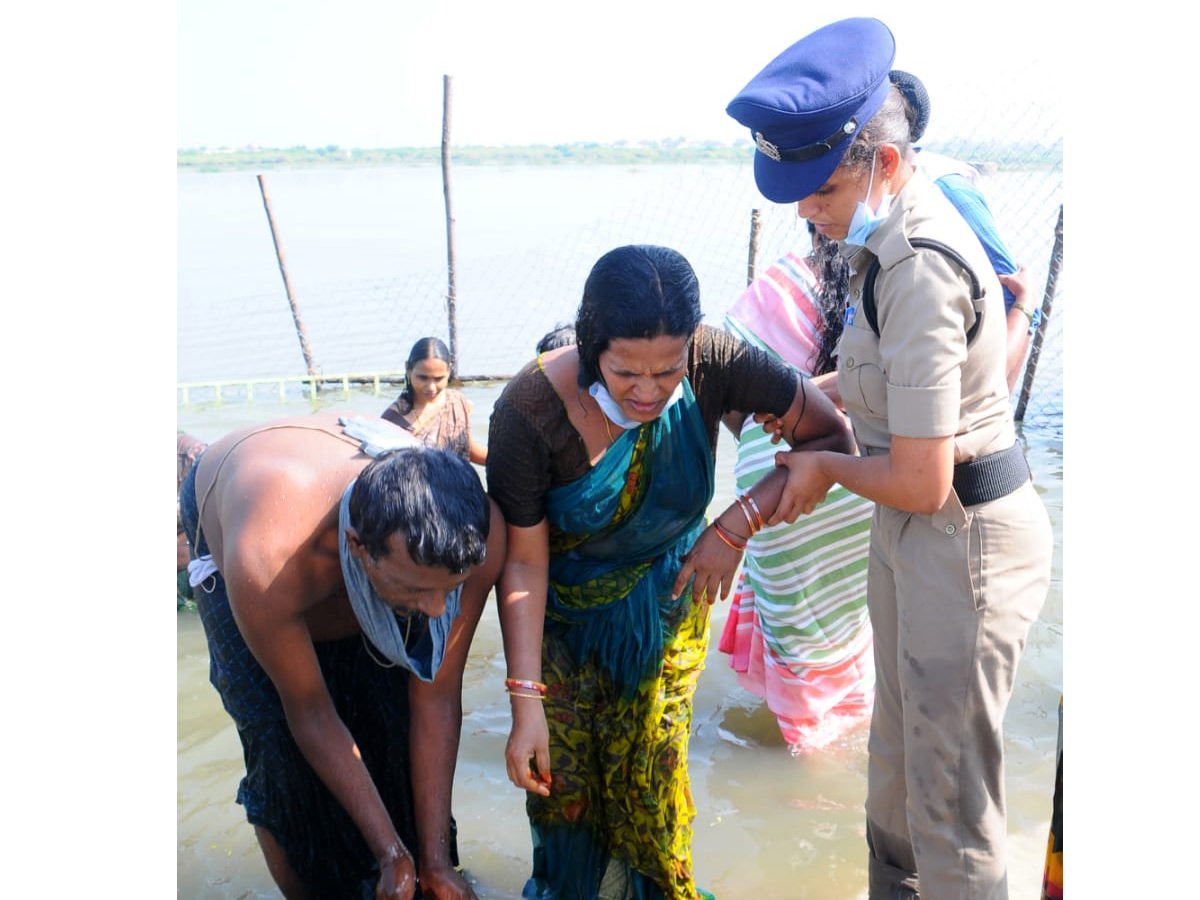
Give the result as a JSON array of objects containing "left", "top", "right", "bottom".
[{"left": 953, "top": 442, "right": 1030, "bottom": 507}]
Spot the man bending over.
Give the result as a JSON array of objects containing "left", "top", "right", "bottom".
[{"left": 179, "top": 411, "right": 505, "bottom": 900}]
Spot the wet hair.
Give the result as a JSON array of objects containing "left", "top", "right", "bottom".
[
  {"left": 839, "top": 85, "right": 914, "bottom": 176},
  {"left": 401, "top": 337, "right": 452, "bottom": 404},
  {"left": 807, "top": 222, "right": 850, "bottom": 377},
  {"left": 536, "top": 323, "right": 576, "bottom": 354},
  {"left": 574, "top": 244, "right": 702, "bottom": 389},
  {"left": 348, "top": 447, "right": 489, "bottom": 573}
]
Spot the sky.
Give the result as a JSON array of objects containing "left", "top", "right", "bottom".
[{"left": 177, "top": 0, "right": 1066, "bottom": 149}]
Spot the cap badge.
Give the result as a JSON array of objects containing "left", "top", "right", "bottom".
[
  {"left": 754, "top": 132, "right": 781, "bottom": 161},
  {"left": 754, "top": 119, "right": 859, "bottom": 164}
]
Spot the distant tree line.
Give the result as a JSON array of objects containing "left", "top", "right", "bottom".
[{"left": 177, "top": 140, "right": 1063, "bottom": 173}]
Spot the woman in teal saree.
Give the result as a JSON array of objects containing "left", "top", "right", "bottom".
[{"left": 486, "top": 245, "right": 853, "bottom": 900}]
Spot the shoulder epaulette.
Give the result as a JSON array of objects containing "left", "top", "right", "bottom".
[{"left": 861, "top": 238, "right": 984, "bottom": 344}]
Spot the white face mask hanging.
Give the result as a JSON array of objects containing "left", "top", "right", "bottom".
[
  {"left": 588, "top": 380, "right": 684, "bottom": 429},
  {"left": 844, "top": 152, "right": 894, "bottom": 247}
]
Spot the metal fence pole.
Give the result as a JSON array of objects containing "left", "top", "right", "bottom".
[
  {"left": 1015, "top": 204, "right": 1064, "bottom": 422},
  {"left": 441, "top": 74, "right": 459, "bottom": 377},
  {"left": 747, "top": 208, "right": 763, "bottom": 286},
  {"left": 257, "top": 174, "right": 318, "bottom": 378}
]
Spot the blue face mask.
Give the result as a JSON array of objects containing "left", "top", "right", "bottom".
[{"left": 844, "top": 154, "right": 894, "bottom": 247}]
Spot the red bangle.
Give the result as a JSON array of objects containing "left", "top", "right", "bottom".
[
  {"left": 713, "top": 521, "right": 747, "bottom": 552},
  {"left": 505, "top": 678, "right": 547, "bottom": 695}
]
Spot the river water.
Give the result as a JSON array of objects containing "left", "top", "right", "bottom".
[
  {"left": 177, "top": 160, "right": 1063, "bottom": 898},
  {"left": 176, "top": 384, "right": 1063, "bottom": 900}
]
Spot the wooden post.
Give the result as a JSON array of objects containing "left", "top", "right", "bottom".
[
  {"left": 1015, "top": 204, "right": 1063, "bottom": 423},
  {"left": 256, "top": 174, "right": 318, "bottom": 378},
  {"left": 441, "top": 75, "right": 460, "bottom": 377},
  {"left": 747, "top": 208, "right": 763, "bottom": 286}
]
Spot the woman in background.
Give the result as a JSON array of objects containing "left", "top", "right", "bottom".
[
  {"left": 719, "top": 227, "right": 875, "bottom": 754},
  {"left": 382, "top": 336, "right": 487, "bottom": 465}
]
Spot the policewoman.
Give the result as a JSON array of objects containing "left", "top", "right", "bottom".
[{"left": 725, "top": 18, "right": 1052, "bottom": 900}]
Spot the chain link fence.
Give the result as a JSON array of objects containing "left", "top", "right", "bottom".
[{"left": 178, "top": 107, "right": 1062, "bottom": 431}]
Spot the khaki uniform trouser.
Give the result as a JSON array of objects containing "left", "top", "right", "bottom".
[{"left": 865, "top": 480, "right": 1052, "bottom": 900}]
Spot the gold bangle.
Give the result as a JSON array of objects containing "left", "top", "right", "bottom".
[
  {"left": 1012, "top": 303, "right": 1034, "bottom": 323},
  {"left": 737, "top": 493, "right": 764, "bottom": 532},
  {"left": 732, "top": 496, "right": 757, "bottom": 536},
  {"left": 506, "top": 688, "right": 545, "bottom": 701}
]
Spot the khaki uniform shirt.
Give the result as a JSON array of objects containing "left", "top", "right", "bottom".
[{"left": 836, "top": 171, "right": 1014, "bottom": 464}]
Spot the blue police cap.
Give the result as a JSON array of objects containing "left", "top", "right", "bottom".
[{"left": 726, "top": 18, "right": 896, "bottom": 203}]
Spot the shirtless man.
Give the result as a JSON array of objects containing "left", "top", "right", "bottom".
[{"left": 179, "top": 411, "right": 505, "bottom": 900}]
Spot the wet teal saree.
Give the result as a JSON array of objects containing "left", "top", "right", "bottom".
[{"left": 523, "top": 379, "right": 716, "bottom": 900}]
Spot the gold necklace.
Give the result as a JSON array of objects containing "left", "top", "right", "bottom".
[
  {"left": 578, "top": 387, "right": 618, "bottom": 447},
  {"left": 361, "top": 610, "right": 427, "bottom": 669},
  {"left": 603, "top": 414, "right": 617, "bottom": 446}
]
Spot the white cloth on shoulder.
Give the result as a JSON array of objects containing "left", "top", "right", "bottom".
[{"left": 338, "top": 415, "right": 421, "bottom": 457}]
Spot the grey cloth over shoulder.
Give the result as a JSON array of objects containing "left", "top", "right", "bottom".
[{"left": 337, "top": 481, "right": 462, "bottom": 682}]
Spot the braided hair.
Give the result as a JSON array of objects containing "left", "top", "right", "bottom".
[{"left": 808, "top": 224, "right": 850, "bottom": 377}]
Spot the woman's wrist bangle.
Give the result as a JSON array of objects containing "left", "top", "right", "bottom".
[
  {"left": 715, "top": 514, "right": 748, "bottom": 543},
  {"left": 732, "top": 496, "right": 756, "bottom": 536},
  {"left": 744, "top": 493, "right": 764, "bottom": 530},
  {"left": 735, "top": 493, "right": 764, "bottom": 533},
  {"left": 713, "top": 521, "right": 747, "bottom": 552},
  {"left": 504, "top": 678, "right": 547, "bottom": 695},
  {"left": 506, "top": 689, "right": 546, "bottom": 701},
  {"left": 1012, "top": 303, "right": 1034, "bottom": 323}
]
